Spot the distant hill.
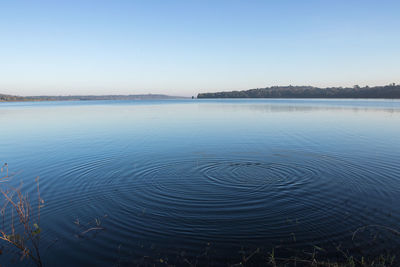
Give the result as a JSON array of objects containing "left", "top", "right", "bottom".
[
  {"left": 197, "top": 84, "right": 400, "bottom": 99},
  {"left": 0, "top": 94, "right": 187, "bottom": 102}
]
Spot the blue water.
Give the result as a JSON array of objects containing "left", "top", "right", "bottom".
[{"left": 1, "top": 99, "right": 400, "bottom": 266}]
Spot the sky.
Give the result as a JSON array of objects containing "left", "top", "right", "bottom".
[{"left": 0, "top": 0, "right": 399, "bottom": 97}]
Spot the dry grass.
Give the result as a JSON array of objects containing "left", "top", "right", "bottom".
[
  {"left": 0, "top": 164, "right": 44, "bottom": 266},
  {"left": 0, "top": 163, "right": 8, "bottom": 181}
]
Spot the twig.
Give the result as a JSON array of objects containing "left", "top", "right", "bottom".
[{"left": 80, "top": 227, "right": 104, "bottom": 235}]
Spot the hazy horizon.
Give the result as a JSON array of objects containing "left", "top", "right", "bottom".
[
  {"left": 2, "top": 83, "right": 400, "bottom": 98},
  {"left": 1, "top": 0, "right": 399, "bottom": 97}
]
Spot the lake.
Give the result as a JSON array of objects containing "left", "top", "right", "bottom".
[{"left": 1, "top": 99, "right": 400, "bottom": 266}]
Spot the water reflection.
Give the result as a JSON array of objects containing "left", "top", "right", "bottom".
[{"left": 0, "top": 99, "right": 399, "bottom": 266}]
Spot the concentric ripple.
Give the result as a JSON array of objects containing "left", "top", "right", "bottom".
[
  {"left": 5, "top": 151, "right": 400, "bottom": 265},
  {"left": 85, "top": 152, "right": 400, "bottom": 252}
]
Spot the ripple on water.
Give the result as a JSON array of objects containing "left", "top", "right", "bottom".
[
  {"left": 61, "top": 152, "right": 394, "bottom": 248},
  {"left": 15, "top": 150, "right": 400, "bottom": 262}
]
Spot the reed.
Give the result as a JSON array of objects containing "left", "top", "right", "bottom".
[{"left": 0, "top": 165, "right": 44, "bottom": 266}]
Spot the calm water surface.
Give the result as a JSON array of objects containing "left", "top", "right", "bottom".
[{"left": 1, "top": 99, "right": 400, "bottom": 265}]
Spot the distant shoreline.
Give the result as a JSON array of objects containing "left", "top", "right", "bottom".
[
  {"left": 197, "top": 84, "right": 400, "bottom": 99},
  {"left": 3, "top": 84, "right": 400, "bottom": 102},
  {"left": 0, "top": 94, "right": 189, "bottom": 102}
]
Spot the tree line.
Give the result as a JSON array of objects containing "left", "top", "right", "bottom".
[
  {"left": 0, "top": 94, "right": 185, "bottom": 102},
  {"left": 197, "top": 84, "right": 400, "bottom": 98}
]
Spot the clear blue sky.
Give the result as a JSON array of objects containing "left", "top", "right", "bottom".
[{"left": 1, "top": 0, "right": 399, "bottom": 96}]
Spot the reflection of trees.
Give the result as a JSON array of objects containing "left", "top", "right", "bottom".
[{"left": 197, "top": 100, "right": 400, "bottom": 114}]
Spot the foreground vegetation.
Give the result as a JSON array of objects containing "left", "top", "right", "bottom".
[{"left": 197, "top": 84, "right": 400, "bottom": 99}]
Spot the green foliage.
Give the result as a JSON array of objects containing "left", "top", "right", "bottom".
[{"left": 197, "top": 84, "right": 400, "bottom": 99}]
